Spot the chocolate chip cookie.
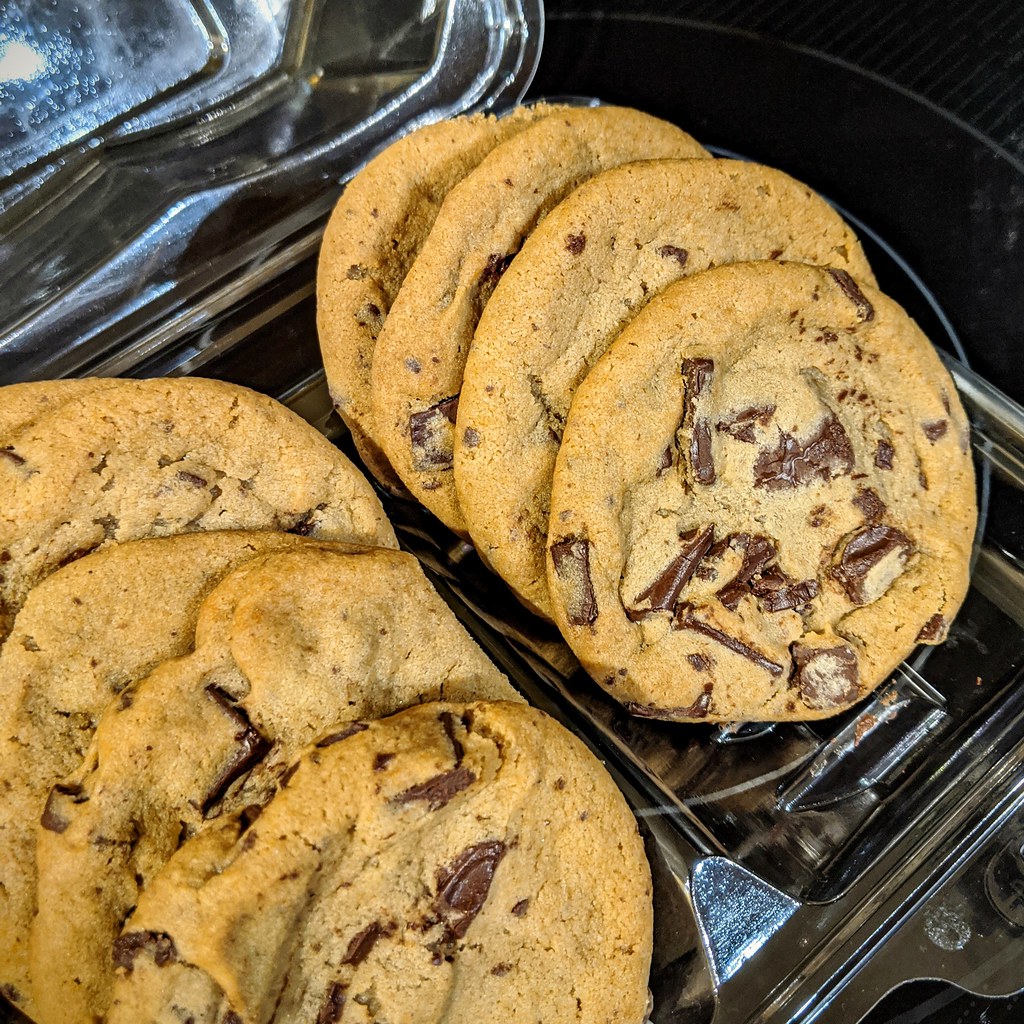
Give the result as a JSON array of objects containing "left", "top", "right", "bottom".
[
  {"left": 370, "top": 105, "right": 709, "bottom": 533},
  {"left": 30, "top": 546, "right": 517, "bottom": 1024},
  {"left": 0, "top": 532, "right": 360, "bottom": 1016},
  {"left": 546, "top": 261, "right": 975, "bottom": 721},
  {"left": 317, "top": 105, "right": 565, "bottom": 492},
  {"left": 454, "top": 158, "right": 876, "bottom": 618},
  {"left": 106, "top": 701, "right": 653, "bottom": 1024},
  {"left": 0, "top": 376, "right": 396, "bottom": 644}
]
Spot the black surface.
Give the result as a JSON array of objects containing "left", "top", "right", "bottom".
[{"left": 530, "top": 5, "right": 1024, "bottom": 1023}]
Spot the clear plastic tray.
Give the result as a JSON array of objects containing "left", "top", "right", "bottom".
[{"left": 2, "top": 2, "right": 1023, "bottom": 1022}]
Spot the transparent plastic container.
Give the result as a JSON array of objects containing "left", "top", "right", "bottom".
[{"left": 2, "top": 2, "right": 1023, "bottom": 1022}]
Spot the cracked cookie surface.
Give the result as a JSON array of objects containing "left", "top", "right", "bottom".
[
  {"left": 0, "top": 376, "right": 396, "bottom": 644},
  {"left": 547, "top": 261, "right": 975, "bottom": 721},
  {"left": 106, "top": 701, "right": 652, "bottom": 1024},
  {"left": 317, "top": 105, "right": 565, "bottom": 492},
  {"left": 454, "top": 158, "right": 875, "bottom": 617},
  {"left": 370, "top": 105, "right": 708, "bottom": 533},
  {"left": 29, "top": 547, "right": 517, "bottom": 1024}
]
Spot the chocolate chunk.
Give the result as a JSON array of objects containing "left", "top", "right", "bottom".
[
  {"left": 410, "top": 396, "right": 460, "bottom": 471},
  {"left": 565, "top": 232, "right": 586, "bottom": 255},
  {"left": 395, "top": 766, "right": 475, "bottom": 811},
  {"left": 176, "top": 470, "right": 207, "bottom": 488},
  {"left": 687, "top": 653, "right": 712, "bottom": 672},
  {"left": 342, "top": 921, "right": 391, "bottom": 966},
  {"left": 434, "top": 841, "right": 507, "bottom": 940},
  {"left": 715, "top": 405, "right": 775, "bottom": 443},
  {"left": 438, "top": 710, "right": 466, "bottom": 763},
  {"left": 791, "top": 644, "right": 859, "bottom": 709},
  {"left": 852, "top": 488, "right": 886, "bottom": 522},
  {"left": 405, "top": 357, "right": 422, "bottom": 373},
  {"left": 690, "top": 420, "right": 716, "bottom": 484},
  {"left": 0, "top": 446, "right": 25, "bottom": 466},
  {"left": 923, "top": 419, "right": 948, "bottom": 441},
  {"left": 673, "top": 605, "right": 784, "bottom": 675},
  {"left": 279, "top": 762, "right": 301, "bottom": 788},
  {"left": 287, "top": 509, "right": 320, "bottom": 536},
  {"left": 462, "top": 427, "right": 480, "bottom": 448},
  {"left": 112, "top": 931, "right": 177, "bottom": 972},
  {"left": 657, "top": 445, "right": 674, "bottom": 475},
  {"left": 831, "top": 526, "right": 913, "bottom": 605},
  {"left": 511, "top": 898, "right": 530, "bottom": 917},
  {"left": 681, "top": 358, "right": 714, "bottom": 410},
  {"left": 827, "top": 268, "right": 874, "bottom": 321},
  {"left": 656, "top": 244, "right": 688, "bottom": 268},
  {"left": 550, "top": 536, "right": 597, "bottom": 626},
  {"left": 749, "top": 566, "right": 819, "bottom": 612},
  {"left": 626, "top": 526, "right": 714, "bottom": 620},
  {"left": 316, "top": 722, "right": 369, "bottom": 747},
  {"left": 753, "top": 413, "right": 854, "bottom": 490},
  {"left": 625, "top": 687, "right": 713, "bottom": 719},
  {"left": 717, "top": 534, "right": 777, "bottom": 610},
  {"left": 202, "top": 687, "right": 273, "bottom": 812},
  {"left": 480, "top": 252, "right": 514, "bottom": 287},
  {"left": 317, "top": 982, "right": 347, "bottom": 1024},
  {"left": 916, "top": 613, "right": 948, "bottom": 643},
  {"left": 491, "top": 963, "right": 513, "bottom": 976},
  {"left": 373, "top": 753, "right": 394, "bottom": 771},
  {"left": 40, "top": 782, "right": 86, "bottom": 834}
]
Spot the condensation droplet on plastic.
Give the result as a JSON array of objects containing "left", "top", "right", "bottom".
[{"left": 923, "top": 902, "right": 971, "bottom": 951}]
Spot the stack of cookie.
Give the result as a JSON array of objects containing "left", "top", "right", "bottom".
[
  {"left": 318, "top": 103, "right": 977, "bottom": 724},
  {"left": 0, "top": 378, "right": 653, "bottom": 1023}
]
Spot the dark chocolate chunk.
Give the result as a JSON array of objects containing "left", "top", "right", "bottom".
[
  {"left": 690, "top": 420, "right": 716, "bottom": 485},
  {"left": 681, "top": 358, "right": 714, "bottom": 409},
  {"left": 373, "top": 753, "right": 394, "bottom": 771},
  {"left": 916, "top": 613, "right": 948, "bottom": 643},
  {"left": 673, "top": 605, "right": 784, "bottom": 675},
  {"left": 626, "top": 526, "right": 714, "bottom": 620},
  {"left": 439, "top": 710, "right": 466, "bottom": 763},
  {"left": 316, "top": 722, "right": 369, "bottom": 747},
  {"left": 317, "top": 982, "right": 347, "bottom": 1024},
  {"left": 656, "top": 244, "right": 688, "bottom": 268},
  {"left": 687, "top": 653, "right": 712, "bottom": 672},
  {"left": 0, "top": 447, "right": 26, "bottom": 466},
  {"left": 565, "top": 232, "right": 586, "bottom": 255},
  {"left": 657, "top": 445, "right": 673, "bottom": 475},
  {"left": 287, "top": 509, "right": 319, "bottom": 536},
  {"left": 434, "top": 841, "right": 507, "bottom": 940},
  {"left": 176, "top": 470, "right": 207, "bottom": 488},
  {"left": 923, "top": 419, "right": 949, "bottom": 441},
  {"left": 753, "top": 414, "right": 854, "bottom": 491},
  {"left": 202, "top": 687, "right": 273, "bottom": 812},
  {"left": 462, "top": 427, "right": 480, "bottom": 448},
  {"left": 748, "top": 566, "right": 819, "bottom": 612},
  {"left": 394, "top": 766, "right": 475, "bottom": 811},
  {"left": 715, "top": 405, "right": 775, "bottom": 444},
  {"left": 511, "top": 898, "right": 530, "bottom": 917},
  {"left": 827, "top": 268, "right": 875, "bottom": 321},
  {"left": 410, "top": 396, "right": 460, "bottom": 471},
  {"left": 624, "top": 687, "right": 713, "bottom": 719},
  {"left": 550, "top": 536, "right": 597, "bottom": 626},
  {"left": 852, "top": 488, "right": 886, "bottom": 522},
  {"left": 342, "top": 921, "right": 391, "bottom": 966},
  {"left": 791, "top": 644, "right": 859, "bottom": 709},
  {"left": 831, "top": 525, "right": 913, "bottom": 605},
  {"left": 480, "top": 252, "right": 514, "bottom": 287},
  {"left": 40, "top": 782, "right": 86, "bottom": 834},
  {"left": 716, "top": 534, "right": 777, "bottom": 610},
  {"left": 279, "top": 762, "right": 301, "bottom": 788},
  {"left": 112, "top": 931, "right": 177, "bottom": 972}
]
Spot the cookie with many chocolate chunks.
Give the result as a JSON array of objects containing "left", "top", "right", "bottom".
[
  {"left": 317, "top": 104, "right": 566, "bottom": 492},
  {"left": 29, "top": 547, "right": 517, "bottom": 1024},
  {"left": 547, "top": 261, "right": 975, "bottom": 721},
  {"left": 370, "top": 105, "right": 708, "bottom": 533},
  {"left": 106, "top": 701, "right": 653, "bottom": 1024},
  {"left": 455, "top": 158, "right": 875, "bottom": 618},
  {"left": 0, "top": 533, "right": 364, "bottom": 1017}
]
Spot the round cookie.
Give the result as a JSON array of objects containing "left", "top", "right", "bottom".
[
  {"left": 317, "top": 104, "right": 566, "bottom": 492},
  {"left": 30, "top": 547, "right": 517, "bottom": 1024},
  {"left": 0, "top": 376, "right": 397, "bottom": 644},
  {"left": 546, "top": 261, "right": 975, "bottom": 722},
  {"left": 370, "top": 105, "right": 709, "bottom": 533},
  {"left": 455, "top": 158, "right": 876, "bottom": 618},
  {"left": 0, "top": 532, "right": 363, "bottom": 1016},
  {"left": 106, "top": 701, "right": 653, "bottom": 1024}
]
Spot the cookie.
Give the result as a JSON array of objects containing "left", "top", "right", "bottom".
[
  {"left": 30, "top": 547, "right": 517, "bottom": 1024},
  {"left": 546, "top": 261, "right": 975, "bottom": 721},
  {"left": 0, "top": 532, "right": 361, "bottom": 1016},
  {"left": 106, "top": 701, "right": 653, "bottom": 1024},
  {"left": 454, "top": 158, "right": 876, "bottom": 617},
  {"left": 370, "top": 105, "right": 709, "bottom": 533},
  {"left": 0, "top": 378, "right": 122, "bottom": 440},
  {"left": 317, "top": 105, "right": 566, "bottom": 492},
  {"left": 0, "top": 376, "right": 397, "bottom": 643}
]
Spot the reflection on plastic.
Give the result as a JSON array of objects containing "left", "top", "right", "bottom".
[{"left": 690, "top": 857, "right": 798, "bottom": 985}]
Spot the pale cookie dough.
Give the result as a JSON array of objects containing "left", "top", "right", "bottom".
[
  {"left": 371, "top": 105, "right": 708, "bottom": 533},
  {"left": 317, "top": 105, "right": 565, "bottom": 492},
  {"left": 0, "top": 533, "right": 360, "bottom": 1017},
  {"left": 547, "top": 261, "right": 975, "bottom": 722},
  {"left": 30, "top": 547, "right": 516, "bottom": 1024},
  {"left": 0, "top": 376, "right": 396, "bottom": 643},
  {"left": 106, "top": 701, "right": 653, "bottom": 1024},
  {"left": 455, "top": 157, "right": 876, "bottom": 617}
]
